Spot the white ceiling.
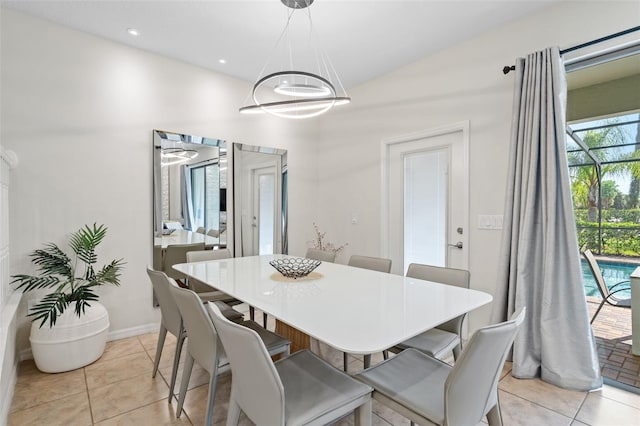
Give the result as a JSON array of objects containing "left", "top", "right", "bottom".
[{"left": 2, "top": 0, "right": 559, "bottom": 89}]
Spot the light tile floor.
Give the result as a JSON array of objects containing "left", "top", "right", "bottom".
[{"left": 8, "top": 304, "right": 640, "bottom": 426}]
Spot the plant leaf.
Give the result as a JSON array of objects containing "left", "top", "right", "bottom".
[
  {"left": 69, "top": 223, "right": 107, "bottom": 266},
  {"left": 30, "top": 244, "right": 72, "bottom": 278},
  {"left": 28, "top": 292, "right": 69, "bottom": 328},
  {"left": 11, "top": 275, "right": 62, "bottom": 292},
  {"left": 90, "top": 259, "right": 126, "bottom": 287}
]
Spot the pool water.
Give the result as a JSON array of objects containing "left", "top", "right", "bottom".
[{"left": 581, "top": 259, "right": 636, "bottom": 299}]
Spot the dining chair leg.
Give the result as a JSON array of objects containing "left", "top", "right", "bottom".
[
  {"left": 487, "top": 403, "right": 504, "bottom": 426},
  {"left": 205, "top": 364, "right": 220, "bottom": 426},
  {"left": 226, "top": 395, "right": 242, "bottom": 426},
  {"left": 152, "top": 325, "right": 167, "bottom": 378},
  {"left": 249, "top": 306, "right": 255, "bottom": 322},
  {"left": 354, "top": 398, "right": 372, "bottom": 426},
  {"left": 176, "top": 353, "right": 195, "bottom": 418},
  {"left": 452, "top": 344, "right": 462, "bottom": 361},
  {"left": 263, "top": 312, "right": 268, "bottom": 328},
  {"left": 382, "top": 350, "right": 389, "bottom": 360},
  {"left": 344, "top": 352, "right": 349, "bottom": 371},
  {"left": 168, "top": 328, "right": 186, "bottom": 402}
]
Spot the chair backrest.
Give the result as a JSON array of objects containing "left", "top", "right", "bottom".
[
  {"left": 406, "top": 263, "right": 470, "bottom": 288},
  {"left": 146, "top": 267, "right": 182, "bottom": 337},
  {"left": 186, "top": 248, "right": 232, "bottom": 263},
  {"left": 406, "top": 263, "right": 470, "bottom": 334},
  {"left": 444, "top": 308, "right": 525, "bottom": 425},
  {"left": 348, "top": 255, "right": 392, "bottom": 273},
  {"left": 207, "top": 303, "right": 285, "bottom": 425},
  {"left": 306, "top": 248, "right": 336, "bottom": 263},
  {"left": 169, "top": 284, "right": 223, "bottom": 375},
  {"left": 582, "top": 249, "right": 609, "bottom": 298},
  {"left": 195, "top": 226, "right": 206, "bottom": 234},
  {"left": 164, "top": 221, "right": 183, "bottom": 230},
  {"left": 164, "top": 242, "right": 206, "bottom": 279},
  {"left": 207, "top": 229, "right": 220, "bottom": 238}
]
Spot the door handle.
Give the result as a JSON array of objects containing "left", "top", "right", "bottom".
[{"left": 448, "top": 242, "right": 463, "bottom": 249}]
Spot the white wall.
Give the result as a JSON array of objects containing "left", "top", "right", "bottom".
[
  {"left": 0, "top": 8, "right": 319, "bottom": 353},
  {"left": 314, "top": 1, "right": 640, "bottom": 332}
]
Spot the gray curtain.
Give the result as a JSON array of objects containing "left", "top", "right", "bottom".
[
  {"left": 181, "top": 165, "right": 194, "bottom": 230},
  {"left": 492, "top": 47, "right": 601, "bottom": 391}
]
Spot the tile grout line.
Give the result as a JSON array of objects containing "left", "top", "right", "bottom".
[
  {"left": 83, "top": 367, "right": 95, "bottom": 426},
  {"left": 497, "top": 387, "right": 576, "bottom": 422},
  {"left": 572, "top": 391, "right": 590, "bottom": 424}
]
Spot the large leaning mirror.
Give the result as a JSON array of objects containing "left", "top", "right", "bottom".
[
  {"left": 153, "top": 130, "right": 228, "bottom": 271},
  {"left": 233, "top": 143, "right": 288, "bottom": 257}
]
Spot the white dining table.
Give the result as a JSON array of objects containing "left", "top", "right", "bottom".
[
  {"left": 173, "top": 254, "right": 493, "bottom": 355},
  {"left": 154, "top": 229, "right": 219, "bottom": 249}
]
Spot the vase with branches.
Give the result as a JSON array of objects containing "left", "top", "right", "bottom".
[{"left": 309, "top": 222, "right": 348, "bottom": 254}]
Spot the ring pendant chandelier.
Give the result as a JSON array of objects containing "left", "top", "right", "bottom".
[{"left": 239, "top": 0, "right": 351, "bottom": 119}]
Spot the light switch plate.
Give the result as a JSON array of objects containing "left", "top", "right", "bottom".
[{"left": 478, "top": 214, "right": 503, "bottom": 230}]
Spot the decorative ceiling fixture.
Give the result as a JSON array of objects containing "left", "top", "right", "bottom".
[
  {"left": 239, "top": 0, "right": 350, "bottom": 119},
  {"left": 161, "top": 148, "right": 198, "bottom": 166}
]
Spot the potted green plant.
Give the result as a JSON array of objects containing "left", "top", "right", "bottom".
[{"left": 12, "top": 223, "right": 125, "bottom": 372}]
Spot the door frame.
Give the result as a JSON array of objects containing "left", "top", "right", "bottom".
[{"left": 381, "top": 121, "right": 470, "bottom": 271}]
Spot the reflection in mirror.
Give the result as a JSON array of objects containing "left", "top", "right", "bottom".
[
  {"left": 233, "top": 143, "right": 287, "bottom": 257},
  {"left": 153, "top": 130, "right": 228, "bottom": 273}
]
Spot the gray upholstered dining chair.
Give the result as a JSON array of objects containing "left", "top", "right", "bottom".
[
  {"left": 206, "top": 228, "right": 220, "bottom": 238},
  {"left": 207, "top": 302, "right": 373, "bottom": 426},
  {"left": 170, "top": 284, "right": 291, "bottom": 426},
  {"left": 385, "top": 263, "right": 471, "bottom": 363},
  {"left": 356, "top": 308, "right": 526, "bottom": 426},
  {"left": 306, "top": 247, "right": 336, "bottom": 262},
  {"left": 163, "top": 242, "right": 205, "bottom": 283},
  {"left": 188, "top": 248, "right": 267, "bottom": 327},
  {"left": 186, "top": 249, "right": 237, "bottom": 299},
  {"left": 344, "top": 254, "right": 392, "bottom": 371},
  {"left": 146, "top": 267, "right": 243, "bottom": 405},
  {"left": 348, "top": 254, "right": 392, "bottom": 273},
  {"left": 195, "top": 226, "right": 206, "bottom": 234}
]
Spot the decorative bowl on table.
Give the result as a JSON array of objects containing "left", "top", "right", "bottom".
[{"left": 269, "top": 258, "right": 321, "bottom": 279}]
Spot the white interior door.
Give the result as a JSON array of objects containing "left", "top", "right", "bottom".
[
  {"left": 383, "top": 123, "right": 469, "bottom": 275},
  {"left": 252, "top": 167, "right": 276, "bottom": 255}
]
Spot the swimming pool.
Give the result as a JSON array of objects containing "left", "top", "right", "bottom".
[{"left": 581, "top": 259, "right": 637, "bottom": 299}]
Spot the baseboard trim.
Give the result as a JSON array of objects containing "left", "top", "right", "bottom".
[{"left": 107, "top": 323, "right": 159, "bottom": 341}]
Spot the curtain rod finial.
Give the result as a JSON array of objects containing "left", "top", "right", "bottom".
[{"left": 503, "top": 65, "right": 516, "bottom": 75}]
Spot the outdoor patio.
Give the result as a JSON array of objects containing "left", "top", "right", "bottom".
[{"left": 587, "top": 297, "right": 639, "bottom": 388}]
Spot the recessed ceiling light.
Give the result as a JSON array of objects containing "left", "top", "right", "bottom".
[
  {"left": 218, "top": 59, "right": 227, "bottom": 64},
  {"left": 127, "top": 28, "right": 140, "bottom": 36}
]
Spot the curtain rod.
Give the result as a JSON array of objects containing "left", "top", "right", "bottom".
[{"left": 502, "top": 25, "right": 640, "bottom": 75}]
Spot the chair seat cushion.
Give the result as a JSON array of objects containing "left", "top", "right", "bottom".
[
  {"left": 395, "top": 328, "right": 460, "bottom": 359},
  {"left": 240, "top": 320, "right": 291, "bottom": 354},
  {"left": 355, "top": 348, "right": 450, "bottom": 425},
  {"left": 275, "top": 350, "right": 372, "bottom": 425},
  {"left": 210, "top": 301, "right": 244, "bottom": 323}
]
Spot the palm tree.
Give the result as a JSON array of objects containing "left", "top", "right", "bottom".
[{"left": 568, "top": 125, "right": 627, "bottom": 222}]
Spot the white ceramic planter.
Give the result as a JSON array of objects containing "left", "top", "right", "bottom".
[{"left": 29, "top": 301, "right": 109, "bottom": 373}]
